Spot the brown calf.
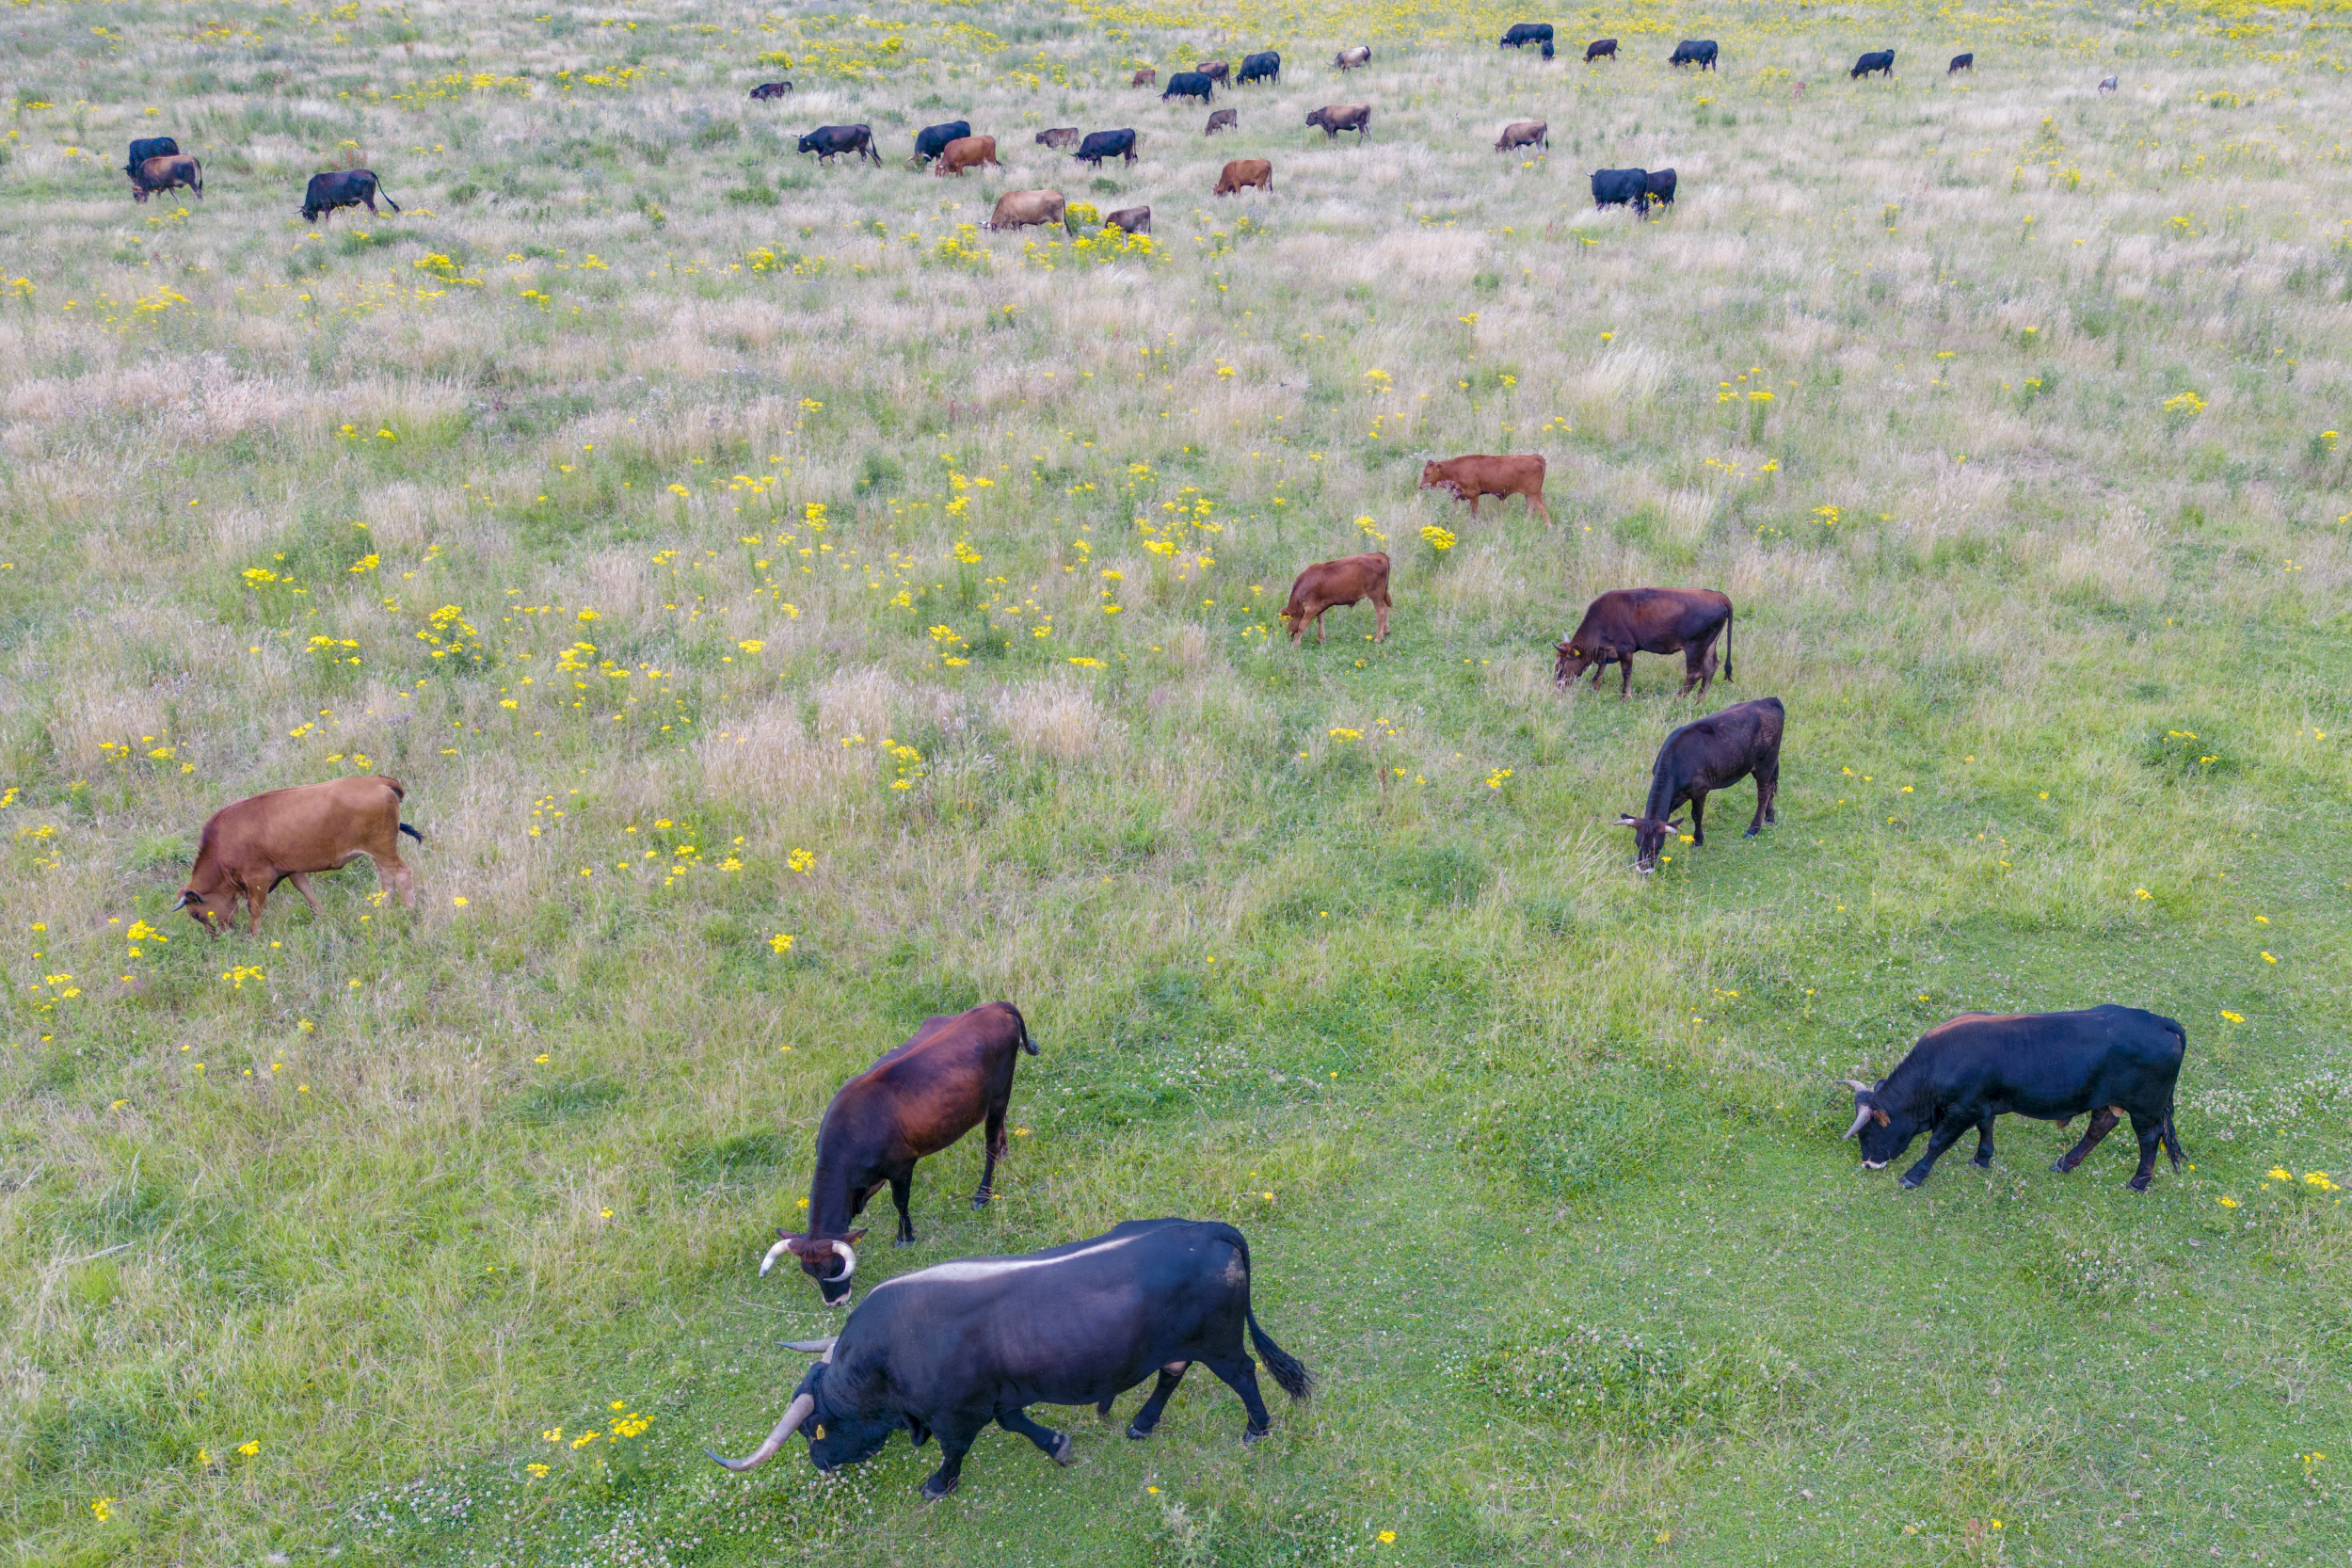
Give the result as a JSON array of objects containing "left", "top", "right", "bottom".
[
  {"left": 1554, "top": 587, "right": 1735, "bottom": 699},
  {"left": 934, "top": 135, "right": 1000, "bottom": 176},
  {"left": 131, "top": 153, "right": 202, "bottom": 203},
  {"left": 1279, "top": 552, "right": 1391, "bottom": 644},
  {"left": 1206, "top": 108, "right": 1239, "bottom": 136},
  {"left": 1035, "top": 126, "right": 1081, "bottom": 149},
  {"left": 1105, "top": 205, "right": 1152, "bottom": 233},
  {"left": 1419, "top": 454, "right": 1552, "bottom": 525},
  {"left": 762, "top": 1002, "right": 1038, "bottom": 1305},
  {"left": 1130, "top": 67, "right": 1157, "bottom": 87},
  {"left": 1495, "top": 120, "right": 1549, "bottom": 152},
  {"left": 1215, "top": 157, "right": 1273, "bottom": 195},
  {"left": 177, "top": 776, "right": 420, "bottom": 935}
]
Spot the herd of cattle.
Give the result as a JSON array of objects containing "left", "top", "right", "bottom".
[{"left": 105, "top": 24, "right": 2198, "bottom": 1502}]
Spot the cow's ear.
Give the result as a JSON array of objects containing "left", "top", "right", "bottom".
[
  {"left": 1664, "top": 817, "right": 1686, "bottom": 832},
  {"left": 841, "top": 1227, "right": 869, "bottom": 1244},
  {"left": 780, "top": 1233, "right": 808, "bottom": 1254}
]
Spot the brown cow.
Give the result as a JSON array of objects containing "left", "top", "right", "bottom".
[
  {"left": 934, "top": 135, "right": 1000, "bottom": 176},
  {"left": 984, "top": 188, "right": 1071, "bottom": 232},
  {"left": 176, "top": 776, "right": 421, "bottom": 935},
  {"left": 130, "top": 153, "right": 202, "bottom": 202},
  {"left": 1105, "top": 205, "right": 1152, "bottom": 233},
  {"left": 1214, "top": 157, "right": 1272, "bottom": 195},
  {"left": 1305, "top": 104, "right": 1371, "bottom": 141},
  {"left": 1495, "top": 120, "right": 1549, "bottom": 152},
  {"left": 749, "top": 81, "right": 793, "bottom": 99},
  {"left": 1197, "top": 58, "right": 1231, "bottom": 85},
  {"left": 1130, "top": 67, "right": 1157, "bottom": 87},
  {"left": 1206, "top": 107, "right": 1239, "bottom": 136},
  {"left": 761, "top": 1002, "right": 1038, "bottom": 1305},
  {"left": 1554, "top": 587, "right": 1735, "bottom": 699},
  {"left": 1419, "top": 454, "right": 1552, "bottom": 525},
  {"left": 1335, "top": 44, "right": 1372, "bottom": 70},
  {"left": 1279, "top": 552, "right": 1391, "bottom": 644},
  {"left": 1035, "top": 126, "right": 1081, "bottom": 149}
]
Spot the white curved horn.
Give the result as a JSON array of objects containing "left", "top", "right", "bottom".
[
  {"left": 1838, "top": 1079, "right": 1874, "bottom": 1094},
  {"left": 758, "top": 1238, "right": 795, "bottom": 1277},
  {"left": 829, "top": 1240, "right": 857, "bottom": 1283},
  {"left": 1844, "top": 1104, "right": 1874, "bottom": 1140},
  {"left": 706, "top": 1392, "right": 816, "bottom": 1473},
  {"left": 780, "top": 1336, "right": 839, "bottom": 1361}
]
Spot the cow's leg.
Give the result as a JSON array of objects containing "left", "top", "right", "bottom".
[
  {"left": 997, "top": 1406, "right": 1078, "bottom": 1465},
  {"left": 1972, "top": 1112, "right": 1998, "bottom": 1168},
  {"left": 1127, "top": 1362, "right": 1190, "bottom": 1438},
  {"left": 1899, "top": 1110, "right": 1971, "bottom": 1188},
  {"left": 973, "top": 1101, "right": 1006, "bottom": 1208},
  {"left": 370, "top": 851, "right": 417, "bottom": 908},
  {"left": 244, "top": 882, "right": 269, "bottom": 934},
  {"left": 1528, "top": 490, "right": 1554, "bottom": 526},
  {"left": 1619, "top": 658, "right": 1633, "bottom": 699},
  {"left": 889, "top": 1169, "right": 916, "bottom": 1244},
  {"left": 1313, "top": 608, "right": 1328, "bottom": 644},
  {"left": 2054, "top": 1107, "right": 2120, "bottom": 1174},
  {"left": 1373, "top": 593, "right": 1390, "bottom": 643},
  {"left": 1201, "top": 1354, "right": 1275, "bottom": 1440},
  {"left": 2125, "top": 1113, "right": 2165, "bottom": 1191},
  {"left": 1745, "top": 763, "right": 1777, "bottom": 836},
  {"left": 919, "top": 1432, "right": 976, "bottom": 1499},
  {"left": 362, "top": 195, "right": 378, "bottom": 216},
  {"left": 1688, "top": 791, "right": 1707, "bottom": 846},
  {"left": 288, "top": 872, "right": 324, "bottom": 915}
]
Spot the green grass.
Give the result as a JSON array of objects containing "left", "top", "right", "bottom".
[{"left": 3, "top": 0, "right": 2350, "bottom": 1562}]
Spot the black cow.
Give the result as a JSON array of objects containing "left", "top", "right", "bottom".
[
  {"left": 1591, "top": 167, "right": 1654, "bottom": 216},
  {"left": 712, "top": 1219, "right": 1313, "bottom": 1498},
  {"left": 1643, "top": 168, "right": 1677, "bottom": 205},
  {"left": 1586, "top": 38, "right": 1618, "bottom": 62},
  {"left": 1841, "top": 1007, "right": 2189, "bottom": 1191},
  {"left": 1948, "top": 52, "right": 1974, "bottom": 72},
  {"left": 797, "top": 124, "right": 880, "bottom": 165},
  {"left": 749, "top": 81, "right": 793, "bottom": 100},
  {"left": 1161, "top": 70, "right": 1214, "bottom": 104},
  {"left": 913, "top": 120, "right": 971, "bottom": 163},
  {"left": 1075, "top": 128, "right": 1138, "bottom": 167},
  {"left": 1499, "top": 22, "right": 1553, "bottom": 49},
  {"left": 1238, "top": 50, "right": 1281, "bottom": 84},
  {"left": 300, "top": 169, "right": 398, "bottom": 224},
  {"left": 125, "top": 135, "right": 179, "bottom": 174},
  {"left": 1541, "top": 39, "right": 1555, "bottom": 58},
  {"left": 1614, "top": 696, "right": 1782, "bottom": 872},
  {"left": 1851, "top": 49, "right": 1896, "bottom": 79},
  {"left": 1669, "top": 39, "right": 1719, "bottom": 70},
  {"left": 1556, "top": 587, "right": 1732, "bottom": 697}
]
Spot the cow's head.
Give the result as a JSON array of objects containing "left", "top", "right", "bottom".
[
  {"left": 1613, "top": 812, "right": 1685, "bottom": 873},
  {"left": 708, "top": 1343, "right": 891, "bottom": 1477},
  {"left": 1554, "top": 641, "right": 1597, "bottom": 686},
  {"left": 1416, "top": 461, "right": 1457, "bottom": 496},
  {"left": 760, "top": 1226, "right": 867, "bottom": 1306},
  {"left": 1840, "top": 1078, "right": 1914, "bottom": 1170},
  {"left": 174, "top": 882, "right": 234, "bottom": 936}
]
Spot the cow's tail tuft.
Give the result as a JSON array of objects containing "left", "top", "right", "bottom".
[
  {"left": 378, "top": 184, "right": 402, "bottom": 213},
  {"left": 1248, "top": 1306, "right": 1314, "bottom": 1400},
  {"left": 399, "top": 823, "right": 425, "bottom": 843}
]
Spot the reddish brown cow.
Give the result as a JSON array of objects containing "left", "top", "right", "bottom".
[
  {"left": 1418, "top": 454, "right": 1552, "bottom": 524},
  {"left": 1130, "top": 67, "right": 1157, "bottom": 87},
  {"left": 762, "top": 1002, "right": 1038, "bottom": 1305},
  {"left": 1215, "top": 157, "right": 1273, "bottom": 195},
  {"left": 130, "top": 153, "right": 202, "bottom": 202},
  {"left": 1279, "top": 551, "right": 1391, "bottom": 644},
  {"left": 934, "top": 135, "right": 1000, "bottom": 176},
  {"left": 176, "top": 776, "right": 421, "bottom": 935},
  {"left": 1554, "top": 587, "right": 1735, "bottom": 698}
]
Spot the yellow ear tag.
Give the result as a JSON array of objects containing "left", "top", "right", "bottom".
[{"left": 814, "top": 1425, "right": 824, "bottom": 1439}]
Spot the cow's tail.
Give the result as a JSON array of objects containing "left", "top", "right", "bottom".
[
  {"left": 376, "top": 184, "right": 402, "bottom": 213},
  {"left": 1230, "top": 1232, "right": 1312, "bottom": 1399},
  {"left": 2160, "top": 1016, "right": 2188, "bottom": 1168},
  {"left": 1722, "top": 603, "right": 1735, "bottom": 682},
  {"left": 1007, "top": 1001, "right": 1038, "bottom": 1056},
  {"left": 400, "top": 823, "right": 425, "bottom": 844}
]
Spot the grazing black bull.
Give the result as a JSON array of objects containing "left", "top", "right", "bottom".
[
  {"left": 1499, "top": 22, "right": 1554, "bottom": 49},
  {"left": 1948, "top": 52, "right": 1975, "bottom": 72},
  {"left": 1851, "top": 49, "right": 1896, "bottom": 79},
  {"left": 1591, "top": 167, "right": 1654, "bottom": 216},
  {"left": 1615, "top": 696, "right": 1783, "bottom": 872},
  {"left": 1075, "top": 128, "right": 1138, "bottom": 167},
  {"left": 130, "top": 154, "right": 202, "bottom": 203},
  {"left": 1669, "top": 39, "right": 1720, "bottom": 70},
  {"left": 300, "top": 168, "right": 398, "bottom": 223},
  {"left": 760, "top": 1002, "right": 1037, "bottom": 1306},
  {"left": 913, "top": 120, "right": 971, "bottom": 163},
  {"left": 1556, "top": 587, "right": 1731, "bottom": 698},
  {"left": 749, "top": 81, "right": 793, "bottom": 99},
  {"left": 1644, "top": 167, "right": 1678, "bottom": 206},
  {"left": 712, "top": 1219, "right": 1313, "bottom": 1498},
  {"left": 125, "top": 135, "right": 180, "bottom": 174},
  {"left": 1161, "top": 70, "right": 1215, "bottom": 104},
  {"left": 797, "top": 124, "right": 881, "bottom": 165},
  {"left": 1842, "top": 1007, "right": 2189, "bottom": 1191},
  {"left": 1238, "top": 50, "right": 1281, "bottom": 84},
  {"left": 1586, "top": 38, "right": 1618, "bottom": 61}
]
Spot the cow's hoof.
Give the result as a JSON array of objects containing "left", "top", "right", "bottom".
[
  {"left": 1973, "top": 1153, "right": 1994, "bottom": 1169},
  {"left": 2127, "top": 1176, "right": 2152, "bottom": 1192},
  {"left": 2050, "top": 1159, "right": 2072, "bottom": 1175},
  {"left": 1242, "top": 1424, "right": 1272, "bottom": 1446},
  {"left": 1743, "top": 826, "right": 1760, "bottom": 838},
  {"left": 1898, "top": 1173, "right": 1927, "bottom": 1190},
  {"left": 970, "top": 1192, "right": 991, "bottom": 1209},
  {"left": 1126, "top": 1421, "right": 1157, "bottom": 1441},
  {"left": 894, "top": 1236, "right": 916, "bottom": 1248},
  {"left": 920, "top": 1473, "right": 961, "bottom": 1501},
  {"left": 1050, "top": 1432, "right": 1080, "bottom": 1466}
]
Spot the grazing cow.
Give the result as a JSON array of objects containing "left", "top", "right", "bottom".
[
  {"left": 1105, "top": 205, "right": 1152, "bottom": 234},
  {"left": 1499, "top": 22, "right": 1553, "bottom": 49},
  {"left": 1851, "top": 49, "right": 1896, "bottom": 79},
  {"left": 1614, "top": 696, "right": 1783, "bottom": 872},
  {"left": 749, "top": 81, "right": 793, "bottom": 100},
  {"left": 1162, "top": 70, "right": 1214, "bottom": 104},
  {"left": 1419, "top": 454, "right": 1552, "bottom": 523},
  {"left": 1669, "top": 39, "right": 1720, "bottom": 70},
  {"left": 2098, "top": 73, "right": 2119, "bottom": 93},
  {"left": 1541, "top": 39, "right": 1555, "bottom": 59},
  {"left": 1586, "top": 38, "right": 1618, "bottom": 62},
  {"left": 760, "top": 1002, "right": 1037, "bottom": 1306},
  {"left": 1643, "top": 167, "right": 1677, "bottom": 206},
  {"left": 1214, "top": 157, "right": 1272, "bottom": 195},
  {"left": 129, "top": 153, "right": 202, "bottom": 203},
  {"left": 1075, "top": 128, "right": 1138, "bottom": 167},
  {"left": 1305, "top": 104, "right": 1371, "bottom": 141},
  {"left": 300, "top": 168, "right": 398, "bottom": 223},
  {"left": 1036, "top": 126, "right": 1081, "bottom": 150},
  {"left": 935, "top": 136, "right": 1000, "bottom": 176},
  {"left": 1335, "top": 45, "right": 1371, "bottom": 70},
  {"left": 1279, "top": 552, "right": 1390, "bottom": 645},
  {"left": 1592, "top": 167, "right": 1653, "bottom": 215},
  {"left": 1554, "top": 587, "right": 1733, "bottom": 699},
  {"left": 712, "top": 1219, "right": 1313, "bottom": 1497},
  {"left": 1206, "top": 108, "right": 1238, "bottom": 136},
  {"left": 1238, "top": 50, "right": 1280, "bottom": 85},
  {"left": 1496, "top": 120, "right": 1550, "bottom": 152},
  {"left": 1841, "top": 1007, "right": 2188, "bottom": 1192},
  {"left": 1131, "top": 67, "right": 1157, "bottom": 88},
  {"left": 985, "top": 188, "right": 1072, "bottom": 232},
  {"left": 1948, "top": 52, "right": 1974, "bottom": 73},
  {"left": 176, "top": 776, "right": 422, "bottom": 935},
  {"left": 124, "top": 135, "right": 179, "bottom": 174},
  {"left": 1196, "top": 59, "right": 1231, "bottom": 86},
  {"left": 913, "top": 120, "right": 972, "bottom": 164},
  {"left": 797, "top": 124, "right": 881, "bottom": 166}
]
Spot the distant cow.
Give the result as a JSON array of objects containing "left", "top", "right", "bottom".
[
  {"left": 1592, "top": 167, "right": 1653, "bottom": 215},
  {"left": 1196, "top": 58, "right": 1231, "bottom": 85},
  {"left": 1214, "top": 157, "right": 1272, "bottom": 195},
  {"left": 130, "top": 153, "right": 201, "bottom": 203},
  {"left": 1585, "top": 38, "right": 1618, "bottom": 62},
  {"left": 124, "top": 135, "right": 179, "bottom": 174},
  {"left": 1669, "top": 39, "right": 1719, "bottom": 70},
  {"left": 1036, "top": 126, "right": 1081, "bottom": 149},
  {"left": 1496, "top": 120, "right": 1549, "bottom": 152},
  {"left": 1305, "top": 104, "right": 1371, "bottom": 141},
  {"left": 1499, "top": 22, "right": 1553, "bottom": 49},
  {"left": 1851, "top": 49, "right": 1896, "bottom": 79},
  {"left": 177, "top": 776, "right": 422, "bottom": 934},
  {"left": 985, "top": 188, "right": 1072, "bottom": 232},
  {"left": 1419, "top": 454, "right": 1552, "bottom": 523},
  {"left": 760, "top": 1002, "right": 1038, "bottom": 1305},
  {"left": 1614, "top": 696, "right": 1783, "bottom": 872},
  {"left": 797, "top": 124, "right": 880, "bottom": 166},
  {"left": 913, "top": 120, "right": 971, "bottom": 163},
  {"left": 1238, "top": 50, "right": 1281, "bottom": 84},
  {"left": 300, "top": 168, "right": 398, "bottom": 223},
  {"left": 1279, "top": 552, "right": 1390, "bottom": 644},
  {"left": 1206, "top": 108, "right": 1238, "bottom": 136},
  {"left": 1076, "top": 128, "right": 1138, "bottom": 167},
  {"left": 1541, "top": 39, "right": 1555, "bottom": 59},
  {"left": 1948, "top": 52, "right": 1974, "bottom": 72},
  {"left": 935, "top": 136, "right": 1000, "bottom": 176},
  {"left": 712, "top": 1220, "right": 1312, "bottom": 1498},
  {"left": 1644, "top": 167, "right": 1677, "bottom": 205},
  {"left": 2098, "top": 73, "right": 2118, "bottom": 93},
  {"left": 1841, "top": 1007, "right": 2188, "bottom": 1191},
  {"left": 1105, "top": 205, "right": 1152, "bottom": 234},
  {"left": 1162, "top": 70, "right": 1214, "bottom": 104},
  {"left": 1555, "top": 587, "right": 1733, "bottom": 699},
  {"left": 749, "top": 81, "right": 793, "bottom": 100},
  {"left": 1336, "top": 45, "right": 1371, "bottom": 70},
  {"left": 1131, "top": 67, "right": 1157, "bottom": 88}
]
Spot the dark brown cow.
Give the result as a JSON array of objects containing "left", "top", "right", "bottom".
[
  {"left": 1615, "top": 696, "right": 1784, "bottom": 872},
  {"left": 1554, "top": 587, "right": 1734, "bottom": 698},
  {"left": 1196, "top": 58, "right": 1231, "bottom": 85},
  {"left": 1105, "top": 205, "right": 1152, "bottom": 233},
  {"left": 1418, "top": 454, "right": 1552, "bottom": 524},
  {"left": 1130, "top": 67, "right": 1157, "bottom": 88},
  {"left": 934, "top": 135, "right": 1000, "bottom": 176},
  {"left": 1586, "top": 38, "right": 1619, "bottom": 61},
  {"left": 1495, "top": 120, "right": 1549, "bottom": 152},
  {"left": 130, "top": 153, "right": 202, "bottom": 203},
  {"left": 749, "top": 81, "right": 793, "bottom": 99},
  {"left": 1206, "top": 108, "right": 1239, "bottom": 136},
  {"left": 176, "top": 776, "right": 421, "bottom": 935},
  {"left": 1305, "top": 104, "right": 1371, "bottom": 141},
  {"left": 1214, "top": 157, "right": 1272, "bottom": 195},
  {"left": 762, "top": 1002, "right": 1038, "bottom": 1305},
  {"left": 1035, "top": 126, "right": 1081, "bottom": 149},
  {"left": 1279, "top": 552, "right": 1390, "bottom": 644}
]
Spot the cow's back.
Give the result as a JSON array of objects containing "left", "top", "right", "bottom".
[{"left": 1905, "top": 1006, "right": 2184, "bottom": 1099}]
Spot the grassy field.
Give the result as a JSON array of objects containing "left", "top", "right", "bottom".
[{"left": 5, "top": 0, "right": 2351, "bottom": 1560}]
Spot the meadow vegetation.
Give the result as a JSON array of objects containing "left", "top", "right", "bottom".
[{"left": 3, "top": 0, "right": 2350, "bottom": 1561}]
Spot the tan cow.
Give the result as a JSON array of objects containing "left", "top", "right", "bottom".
[
  {"left": 1130, "top": 67, "right": 1157, "bottom": 87},
  {"left": 1495, "top": 120, "right": 1549, "bottom": 152},
  {"left": 1419, "top": 455, "right": 1553, "bottom": 525},
  {"left": 934, "top": 136, "right": 1000, "bottom": 176},
  {"left": 1335, "top": 45, "right": 1372, "bottom": 70},
  {"left": 1197, "top": 58, "right": 1231, "bottom": 85},
  {"left": 130, "top": 153, "right": 203, "bottom": 202},
  {"left": 176, "top": 776, "right": 422, "bottom": 935},
  {"left": 1105, "top": 205, "right": 1152, "bottom": 233},
  {"left": 1305, "top": 104, "right": 1371, "bottom": 141},
  {"left": 985, "top": 188, "right": 1071, "bottom": 232},
  {"left": 1215, "top": 157, "right": 1273, "bottom": 196},
  {"left": 1279, "top": 552, "right": 1391, "bottom": 644}
]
